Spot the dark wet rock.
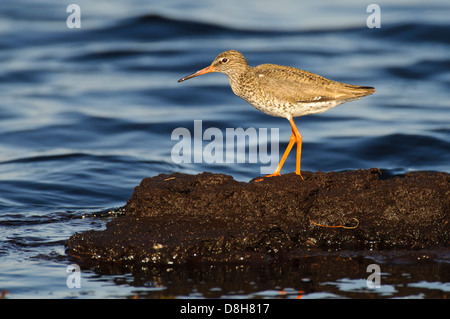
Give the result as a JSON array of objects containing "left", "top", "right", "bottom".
[{"left": 66, "top": 169, "right": 449, "bottom": 267}]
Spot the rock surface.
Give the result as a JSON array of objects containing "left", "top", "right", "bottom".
[{"left": 66, "top": 169, "right": 449, "bottom": 267}]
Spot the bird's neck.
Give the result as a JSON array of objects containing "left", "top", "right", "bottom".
[{"left": 226, "top": 66, "right": 251, "bottom": 96}]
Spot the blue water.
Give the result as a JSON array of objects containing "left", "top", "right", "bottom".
[{"left": 0, "top": 0, "right": 449, "bottom": 298}]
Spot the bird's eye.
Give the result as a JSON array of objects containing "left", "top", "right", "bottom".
[{"left": 221, "top": 58, "right": 229, "bottom": 63}]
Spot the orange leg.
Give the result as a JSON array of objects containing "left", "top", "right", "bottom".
[
  {"left": 264, "top": 131, "right": 296, "bottom": 177},
  {"left": 262, "top": 117, "right": 304, "bottom": 180},
  {"left": 289, "top": 117, "right": 304, "bottom": 180}
]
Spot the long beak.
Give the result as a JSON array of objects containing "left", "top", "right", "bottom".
[{"left": 178, "top": 65, "right": 216, "bottom": 83}]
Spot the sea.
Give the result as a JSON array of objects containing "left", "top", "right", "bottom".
[{"left": 0, "top": 0, "right": 449, "bottom": 299}]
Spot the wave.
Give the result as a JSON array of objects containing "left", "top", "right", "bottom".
[
  {"left": 92, "top": 15, "right": 450, "bottom": 44},
  {"left": 384, "top": 57, "right": 450, "bottom": 80},
  {"left": 353, "top": 133, "right": 450, "bottom": 169},
  {"left": 369, "top": 22, "right": 450, "bottom": 45}
]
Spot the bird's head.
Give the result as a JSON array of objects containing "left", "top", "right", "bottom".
[{"left": 178, "top": 50, "right": 248, "bottom": 82}]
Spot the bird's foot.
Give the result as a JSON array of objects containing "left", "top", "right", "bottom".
[
  {"left": 254, "top": 172, "right": 281, "bottom": 183},
  {"left": 254, "top": 171, "right": 304, "bottom": 183}
]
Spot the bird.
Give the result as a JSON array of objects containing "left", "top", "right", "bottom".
[{"left": 178, "top": 50, "right": 375, "bottom": 180}]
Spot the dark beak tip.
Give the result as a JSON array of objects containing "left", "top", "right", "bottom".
[{"left": 177, "top": 75, "right": 192, "bottom": 83}]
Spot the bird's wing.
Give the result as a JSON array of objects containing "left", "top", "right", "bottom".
[{"left": 254, "top": 64, "right": 371, "bottom": 104}]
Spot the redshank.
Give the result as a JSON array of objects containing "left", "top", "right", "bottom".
[{"left": 178, "top": 50, "right": 375, "bottom": 179}]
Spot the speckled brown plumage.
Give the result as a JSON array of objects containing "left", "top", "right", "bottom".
[{"left": 178, "top": 50, "right": 375, "bottom": 178}]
